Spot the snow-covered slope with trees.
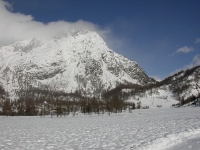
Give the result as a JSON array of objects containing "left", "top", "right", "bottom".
[
  {"left": 123, "top": 65, "right": 200, "bottom": 108},
  {"left": 0, "top": 30, "right": 154, "bottom": 98}
]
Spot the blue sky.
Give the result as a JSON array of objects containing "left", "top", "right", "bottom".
[{"left": 1, "top": 0, "right": 200, "bottom": 80}]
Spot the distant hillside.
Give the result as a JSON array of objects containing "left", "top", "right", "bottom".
[{"left": 103, "top": 65, "right": 200, "bottom": 107}]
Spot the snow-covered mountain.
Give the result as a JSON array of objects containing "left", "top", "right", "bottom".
[
  {"left": 0, "top": 30, "right": 155, "bottom": 98},
  {"left": 124, "top": 65, "right": 200, "bottom": 108},
  {"left": 159, "top": 65, "right": 200, "bottom": 99}
]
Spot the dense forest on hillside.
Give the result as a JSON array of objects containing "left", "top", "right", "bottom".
[{"left": 0, "top": 86, "right": 135, "bottom": 116}]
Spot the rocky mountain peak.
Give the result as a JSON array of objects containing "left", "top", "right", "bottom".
[{"left": 0, "top": 30, "right": 154, "bottom": 98}]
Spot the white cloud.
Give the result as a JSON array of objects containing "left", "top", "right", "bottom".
[
  {"left": 170, "top": 54, "right": 200, "bottom": 76},
  {"left": 0, "top": 0, "right": 109, "bottom": 45},
  {"left": 195, "top": 38, "right": 200, "bottom": 44},
  {"left": 185, "top": 54, "right": 200, "bottom": 69},
  {"left": 176, "top": 46, "right": 194, "bottom": 54}
]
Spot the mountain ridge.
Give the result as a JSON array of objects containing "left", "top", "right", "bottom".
[{"left": 0, "top": 30, "right": 155, "bottom": 98}]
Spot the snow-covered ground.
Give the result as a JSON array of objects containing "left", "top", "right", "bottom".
[
  {"left": 127, "top": 89, "right": 179, "bottom": 108},
  {"left": 170, "top": 137, "right": 200, "bottom": 150},
  {"left": 0, "top": 107, "right": 200, "bottom": 150}
]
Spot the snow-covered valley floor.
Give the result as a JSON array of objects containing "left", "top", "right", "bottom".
[{"left": 0, "top": 107, "right": 200, "bottom": 150}]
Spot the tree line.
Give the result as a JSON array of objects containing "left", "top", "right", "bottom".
[{"left": 0, "top": 87, "right": 135, "bottom": 116}]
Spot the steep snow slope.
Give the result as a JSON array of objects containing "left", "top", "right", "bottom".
[{"left": 0, "top": 30, "right": 154, "bottom": 97}]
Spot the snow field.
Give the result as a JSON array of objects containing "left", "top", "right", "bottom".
[
  {"left": 127, "top": 89, "right": 178, "bottom": 109},
  {"left": 170, "top": 136, "right": 200, "bottom": 150},
  {"left": 0, "top": 107, "right": 200, "bottom": 150}
]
